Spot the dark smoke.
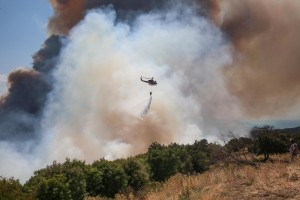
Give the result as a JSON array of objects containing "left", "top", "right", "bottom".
[
  {"left": 33, "top": 35, "right": 63, "bottom": 73},
  {"left": 48, "top": 0, "right": 219, "bottom": 35},
  {"left": 48, "top": 0, "right": 85, "bottom": 35},
  {"left": 0, "top": 35, "right": 62, "bottom": 143},
  {"left": 48, "top": 0, "right": 168, "bottom": 35}
]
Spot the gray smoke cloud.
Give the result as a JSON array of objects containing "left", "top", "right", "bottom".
[
  {"left": 2, "top": 0, "right": 300, "bottom": 182},
  {"left": 0, "top": 36, "right": 62, "bottom": 143}
]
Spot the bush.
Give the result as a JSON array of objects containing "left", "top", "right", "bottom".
[
  {"left": 92, "top": 159, "right": 128, "bottom": 198},
  {"left": 25, "top": 159, "right": 87, "bottom": 200},
  {"left": 147, "top": 143, "right": 181, "bottom": 181},
  {"left": 0, "top": 177, "right": 28, "bottom": 200},
  {"left": 123, "top": 157, "right": 150, "bottom": 191},
  {"left": 36, "top": 174, "right": 72, "bottom": 200},
  {"left": 85, "top": 166, "right": 103, "bottom": 197},
  {"left": 250, "top": 126, "right": 290, "bottom": 161},
  {"left": 187, "top": 140, "right": 210, "bottom": 172}
]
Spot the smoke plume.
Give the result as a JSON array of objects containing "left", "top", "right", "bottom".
[
  {"left": 0, "top": 35, "right": 62, "bottom": 144},
  {"left": 0, "top": 35, "right": 63, "bottom": 181},
  {"left": 42, "top": 6, "right": 231, "bottom": 163},
  {"left": 1, "top": 0, "right": 300, "bottom": 182},
  {"left": 219, "top": 0, "right": 300, "bottom": 117},
  {"left": 48, "top": 0, "right": 220, "bottom": 35}
]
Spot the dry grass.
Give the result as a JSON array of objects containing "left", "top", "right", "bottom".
[{"left": 113, "top": 154, "right": 300, "bottom": 200}]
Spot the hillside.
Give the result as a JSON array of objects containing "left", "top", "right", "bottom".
[
  {"left": 113, "top": 154, "right": 300, "bottom": 200},
  {"left": 1, "top": 129, "right": 300, "bottom": 200},
  {"left": 278, "top": 127, "right": 300, "bottom": 136}
]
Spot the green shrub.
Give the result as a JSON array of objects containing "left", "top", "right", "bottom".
[{"left": 92, "top": 159, "right": 128, "bottom": 198}]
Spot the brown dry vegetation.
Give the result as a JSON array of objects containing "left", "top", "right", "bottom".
[{"left": 87, "top": 154, "right": 300, "bottom": 200}]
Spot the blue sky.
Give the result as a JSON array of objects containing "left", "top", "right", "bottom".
[{"left": 0, "top": 0, "right": 52, "bottom": 73}]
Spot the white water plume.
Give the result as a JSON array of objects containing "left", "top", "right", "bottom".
[{"left": 141, "top": 94, "right": 152, "bottom": 117}]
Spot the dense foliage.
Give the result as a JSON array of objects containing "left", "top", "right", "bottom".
[
  {"left": 147, "top": 140, "right": 211, "bottom": 181},
  {"left": 249, "top": 126, "right": 294, "bottom": 161},
  {"left": 0, "top": 177, "right": 32, "bottom": 200},
  {"left": 0, "top": 126, "right": 298, "bottom": 199}
]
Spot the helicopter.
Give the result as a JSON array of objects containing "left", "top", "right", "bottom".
[{"left": 140, "top": 76, "right": 157, "bottom": 86}]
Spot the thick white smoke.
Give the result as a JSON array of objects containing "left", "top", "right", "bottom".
[
  {"left": 0, "top": 142, "right": 42, "bottom": 182},
  {"left": 41, "top": 7, "right": 237, "bottom": 163},
  {"left": 0, "top": 6, "right": 241, "bottom": 182}
]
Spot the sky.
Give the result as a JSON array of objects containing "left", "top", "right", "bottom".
[{"left": 0, "top": 0, "right": 52, "bottom": 74}]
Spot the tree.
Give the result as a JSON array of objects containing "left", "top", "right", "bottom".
[
  {"left": 36, "top": 174, "right": 72, "bottom": 200},
  {"left": 218, "top": 132, "right": 256, "bottom": 166},
  {"left": 85, "top": 166, "right": 103, "bottom": 197},
  {"left": 250, "top": 125, "right": 288, "bottom": 161},
  {"left": 225, "top": 137, "right": 252, "bottom": 152},
  {"left": 65, "top": 168, "right": 86, "bottom": 200},
  {"left": 0, "top": 177, "right": 29, "bottom": 200},
  {"left": 147, "top": 143, "right": 181, "bottom": 181},
  {"left": 25, "top": 159, "right": 87, "bottom": 200},
  {"left": 187, "top": 140, "right": 210, "bottom": 172},
  {"left": 92, "top": 159, "right": 128, "bottom": 198},
  {"left": 123, "top": 157, "right": 150, "bottom": 191}
]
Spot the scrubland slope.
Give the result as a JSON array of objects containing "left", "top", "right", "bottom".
[{"left": 113, "top": 155, "right": 300, "bottom": 200}]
